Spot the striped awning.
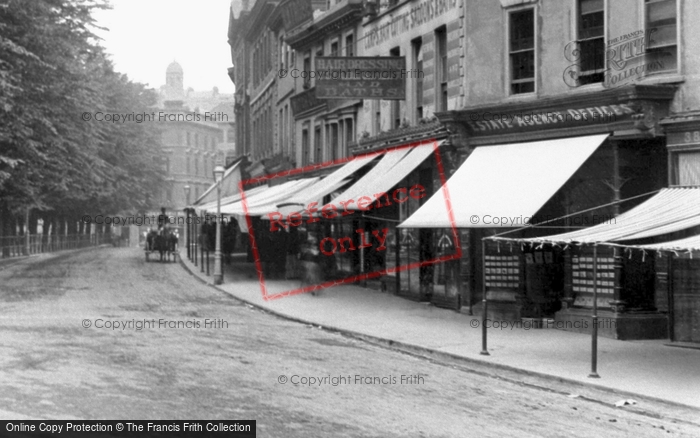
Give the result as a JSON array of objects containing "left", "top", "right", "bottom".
[
  {"left": 399, "top": 134, "right": 608, "bottom": 228},
  {"left": 630, "top": 234, "right": 700, "bottom": 253},
  {"left": 490, "top": 187, "right": 700, "bottom": 245},
  {"left": 325, "top": 141, "right": 438, "bottom": 211}
]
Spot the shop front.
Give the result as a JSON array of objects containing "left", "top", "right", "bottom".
[{"left": 399, "top": 84, "right": 678, "bottom": 339}]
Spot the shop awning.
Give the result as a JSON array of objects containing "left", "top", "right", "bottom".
[
  {"left": 630, "top": 233, "right": 700, "bottom": 253},
  {"left": 194, "top": 159, "right": 243, "bottom": 207},
  {"left": 489, "top": 187, "right": 700, "bottom": 245},
  {"left": 398, "top": 134, "right": 609, "bottom": 228},
  {"left": 196, "top": 186, "right": 267, "bottom": 213},
  {"left": 274, "top": 154, "right": 377, "bottom": 215},
  {"left": 219, "top": 178, "right": 319, "bottom": 216},
  {"left": 334, "top": 141, "right": 437, "bottom": 210},
  {"left": 323, "top": 142, "right": 436, "bottom": 211}
]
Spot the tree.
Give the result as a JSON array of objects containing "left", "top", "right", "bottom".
[{"left": 0, "top": 0, "right": 165, "bottom": 243}]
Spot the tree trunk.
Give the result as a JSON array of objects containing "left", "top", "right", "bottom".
[{"left": 0, "top": 204, "right": 10, "bottom": 257}]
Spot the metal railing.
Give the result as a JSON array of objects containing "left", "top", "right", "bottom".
[{"left": 0, "top": 233, "right": 113, "bottom": 258}]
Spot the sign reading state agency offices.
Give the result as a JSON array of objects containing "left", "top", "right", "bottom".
[{"left": 314, "top": 57, "right": 406, "bottom": 100}]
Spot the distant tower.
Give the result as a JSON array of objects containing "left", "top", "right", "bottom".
[{"left": 165, "top": 61, "right": 184, "bottom": 103}]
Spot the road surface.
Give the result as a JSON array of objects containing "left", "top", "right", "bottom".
[{"left": 0, "top": 247, "right": 698, "bottom": 437}]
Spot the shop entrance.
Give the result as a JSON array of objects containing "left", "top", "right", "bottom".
[{"left": 672, "top": 258, "right": 700, "bottom": 343}]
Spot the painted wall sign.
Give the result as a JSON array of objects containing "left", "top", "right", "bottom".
[{"left": 363, "top": 0, "right": 458, "bottom": 50}]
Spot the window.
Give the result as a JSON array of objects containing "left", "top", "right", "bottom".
[
  {"left": 303, "top": 53, "right": 311, "bottom": 88},
  {"left": 314, "top": 126, "right": 322, "bottom": 163},
  {"left": 509, "top": 9, "right": 536, "bottom": 93},
  {"left": 302, "top": 128, "right": 310, "bottom": 166},
  {"left": 677, "top": 152, "right": 700, "bottom": 186},
  {"left": 331, "top": 41, "right": 339, "bottom": 57},
  {"left": 186, "top": 155, "right": 191, "bottom": 174},
  {"left": 645, "top": 0, "right": 677, "bottom": 74},
  {"left": 194, "top": 156, "right": 199, "bottom": 176},
  {"left": 435, "top": 27, "right": 448, "bottom": 109},
  {"left": 375, "top": 102, "right": 381, "bottom": 135},
  {"left": 165, "top": 156, "right": 170, "bottom": 174},
  {"left": 390, "top": 46, "right": 401, "bottom": 128},
  {"left": 279, "top": 109, "right": 284, "bottom": 154},
  {"left": 330, "top": 123, "right": 339, "bottom": 161},
  {"left": 279, "top": 36, "right": 285, "bottom": 70},
  {"left": 344, "top": 118, "right": 353, "bottom": 156},
  {"left": 186, "top": 132, "right": 191, "bottom": 146},
  {"left": 345, "top": 34, "right": 354, "bottom": 57},
  {"left": 412, "top": 38, "right": 423, "bottom": 121},
  {"left": 577, "top": 0, "right": 605, "bottom": 85}
]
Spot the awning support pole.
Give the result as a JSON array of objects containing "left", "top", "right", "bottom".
[
  {"left": 589, "top": 244, "right": 600, "bottom": 378},
  {"left": 667, "top": 253, "right": 675, "bottom": 342},
  {"left": 480, "top": 238, "right": 489, "bottom": 355}
]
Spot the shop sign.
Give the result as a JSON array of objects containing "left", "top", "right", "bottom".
[
  {"left": 667, "top": 130, "right": 700, "bottom": 149},
  {"left": 463, "top": 104, "right": 638, "bottom": 135},
  {"left": 314, "top": 57, "right": 406, "bottom": 100}
]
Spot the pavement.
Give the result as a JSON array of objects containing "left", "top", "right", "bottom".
[{"left": 179, "top": 249, "right": 700, "bottom": 410}]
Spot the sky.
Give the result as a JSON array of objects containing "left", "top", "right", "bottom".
[{"left": 93, "top": 0, "right": 237, "bottom": 94}]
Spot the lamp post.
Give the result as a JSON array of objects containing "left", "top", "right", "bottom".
[
  {"left": 184, "top": 185, "right": 191, "bottom": 260},
  {"left": 213, "top": 164, "right": 225, "bottom": 285}
]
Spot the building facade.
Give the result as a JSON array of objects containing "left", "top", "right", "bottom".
[
  {"left": 226, "top": 0, "right": 699, "bottom": 341},
  {"left": 158, "top": 62, "right": 234, "bottom": 210}
]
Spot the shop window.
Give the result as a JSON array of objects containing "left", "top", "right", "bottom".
[
  {"left": 645, "top": 0, "right": 677, "bottom": 74},
  {"left": 677, "top": 151, "right": 700, "bottom": 186},
  {"left": 435, "top": 26, "right": 448, "bottom": 110},
  {"left": 577, "top": 0, "right": 605, "bottom": 85},
  {"left": 412, "top": 37, "right": 423, "bottom": 121},
  {"left": 509, "top": 9, "right": 536, "bottom": 93}
]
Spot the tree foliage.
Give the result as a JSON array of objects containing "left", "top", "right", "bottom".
[{"left": 0, "top": 0, "right": 164, "bottom": 223}]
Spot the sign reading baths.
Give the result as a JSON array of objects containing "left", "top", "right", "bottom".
[
  {"left": 314, "top": 57, "right": 406, "bottom": 100},
  {"left": 364, "top": 0, "right": 458, "bottom": 49}
]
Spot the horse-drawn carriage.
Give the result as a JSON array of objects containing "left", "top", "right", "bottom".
[{"left": 145, "top": 228, "right": 178, "bottom": 262}]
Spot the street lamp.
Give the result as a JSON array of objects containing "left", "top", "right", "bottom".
[
  {"left": 184, "top": 185, "right": 191, "bottom": 260},
  {"left": 213, "top": 164, "right": 225, "bottom": 285}
]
